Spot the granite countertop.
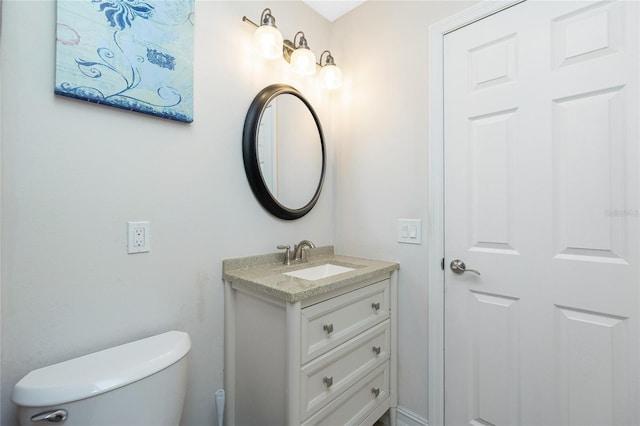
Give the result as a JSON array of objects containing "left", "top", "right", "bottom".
[{"left": 222, "top": 246, "right": 399, "bottom": 303}]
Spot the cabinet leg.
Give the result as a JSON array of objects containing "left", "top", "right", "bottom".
[{"left": 389, "top": 407, "right": 397, "bottom": 426}]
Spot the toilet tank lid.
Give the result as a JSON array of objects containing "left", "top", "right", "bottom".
[{"left": 11, "top": 331, "right": 191, "bottom": 407}]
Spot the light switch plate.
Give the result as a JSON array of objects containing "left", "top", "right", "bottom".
[{"left": 397, "top": 219, "right": 422, "bottom": 244}]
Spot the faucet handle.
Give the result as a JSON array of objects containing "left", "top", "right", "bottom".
[{"left": 277, "top": 245, "right": 291, "bottom": 265}]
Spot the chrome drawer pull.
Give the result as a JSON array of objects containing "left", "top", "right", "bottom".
[
  {"left": 371, "top": 387, "right": 380, "bottom": 397},
  {"left": 323, "top": 323, "right": 334, "bottom": 334},
  {"left": 372, "top": 346, "right": 381, "bottom": 355},
  {"left": 371, "top": 302, "right": 381, "bottom": 311},
  {"left": 323, "top": 376, "right": 333, "bottom": 388}
]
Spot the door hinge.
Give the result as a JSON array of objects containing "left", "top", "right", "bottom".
[{"left": 441, "top": 257, "right": 445, "bottom": 270}]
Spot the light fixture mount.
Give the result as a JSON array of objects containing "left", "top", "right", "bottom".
[
  {"left": 260, "top": 8, "right": 276, "bottom": 26},
  {"left": 319, "top": 50, "right": 336, "bottom": 67},
  {"left": 283, "top": 40, "right": 295, "bottom": 63},
  {"left": 294, "top": 31, "right": 310, "bottom": 49}
]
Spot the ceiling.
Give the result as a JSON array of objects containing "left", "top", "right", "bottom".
[{"left": 302, "top": 0, "right": 367, "bottom": 22}]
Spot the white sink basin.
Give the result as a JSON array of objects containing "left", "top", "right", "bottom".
[{"left": 284, "top": 263, "right": 355, "bottom": 281}]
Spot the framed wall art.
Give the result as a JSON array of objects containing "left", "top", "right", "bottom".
[{"left": 55, "top": 0, "right": 195, "bottom": 123}]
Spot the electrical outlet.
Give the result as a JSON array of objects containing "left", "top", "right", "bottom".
[
  {"left": 134, "top": 227, "right": 145, "bottom": 247},
  {"left": 128, "top": 222, "right": 150, "bottom": 254}
]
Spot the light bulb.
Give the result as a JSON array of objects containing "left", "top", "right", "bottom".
[
  {"left": 320, "top": 64, "right": 342, "bottom": 90},
  {"left": 254, "top": 25, "right": 283, "bottom": 60},
  {"left": 291, "top": 48, "right": 317, "bottom": 76}
]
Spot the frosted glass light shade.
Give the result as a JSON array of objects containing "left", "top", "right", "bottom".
[
  {"left": 291, "top": 48, "right": 317, "bottom": 76},
  {"left": 320, "top": 64, "right": 343, "bottom": 90},
  {"left": 254, "top": 25, "right": 283, "bottom": 60}
]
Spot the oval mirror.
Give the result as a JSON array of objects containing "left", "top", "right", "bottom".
[{"left": 243, "top": 84, "right": 326, "bottom": 220}]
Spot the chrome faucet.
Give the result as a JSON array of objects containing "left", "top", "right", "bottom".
[{"left": 293, "top": 240, "right": 316, "bottom": 262}]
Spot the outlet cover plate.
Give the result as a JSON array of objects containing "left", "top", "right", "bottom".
[{"left": 128, "top": 221, "right": 150, "bottom": 254}]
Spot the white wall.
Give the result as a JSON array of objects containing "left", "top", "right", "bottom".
[
  {"left": 331, "top": 1, "right": 476, "bottom": 422},
  {"left": 0, "top": 1, "right": 333, "bottom": 424}
]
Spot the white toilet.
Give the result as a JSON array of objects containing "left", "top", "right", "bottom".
[{"left": 11, "top": 330, "right": 191, "bottom": 426}]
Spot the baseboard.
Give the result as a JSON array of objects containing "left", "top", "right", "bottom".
[{"left": 397, "top": 406, "right": 428, "bottom": 426}]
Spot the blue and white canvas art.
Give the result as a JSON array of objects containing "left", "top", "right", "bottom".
[{"left": 56, "top": 0, "right": 194, "bottom": 123}]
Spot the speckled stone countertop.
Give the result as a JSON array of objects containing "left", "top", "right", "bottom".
[{"left": 222, "top": 246, "right": 399, "bottom": 303}]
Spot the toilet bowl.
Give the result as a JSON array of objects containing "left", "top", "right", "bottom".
[{"left": 11, "top": 330, "right": 191, "bottom": 426}]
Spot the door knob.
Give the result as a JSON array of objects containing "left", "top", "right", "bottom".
[{"left": 450, "top": 259, "right": 480, "bottom": 276}]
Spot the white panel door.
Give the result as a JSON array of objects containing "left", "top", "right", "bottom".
[{"left": 444, "top": 1, "right": 639, "bottom": 425}]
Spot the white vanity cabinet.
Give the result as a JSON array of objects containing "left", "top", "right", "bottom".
[{"left": 223, "top": 250, "right": 398, "bottom": 426}]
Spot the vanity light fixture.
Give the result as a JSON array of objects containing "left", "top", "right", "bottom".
[
  {"left": 319, "top": 50, "right": 343, "bottom": 90},
  {"left": 242, "top": 9, "right": 344, "bottom": 89},
  {"left": 248, "top": 8, "right": 283, "bottom": 60}
]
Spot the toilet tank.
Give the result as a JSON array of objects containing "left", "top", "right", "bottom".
[{"left": 12, "top": 331, "right": 191, "bottom": 426}]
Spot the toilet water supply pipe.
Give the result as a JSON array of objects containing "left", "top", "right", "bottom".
[{"left": 215, "top": 389, "right": 225, "bottom": 426}]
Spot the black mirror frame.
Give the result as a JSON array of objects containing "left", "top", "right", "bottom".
[{"left": 243, "top": 84, "right": 326, "bottom": 220}]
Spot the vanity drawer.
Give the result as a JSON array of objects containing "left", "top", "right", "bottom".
[
  {"left": 301, "top": 280, "right": 389, "bottom": 363},
  {"left": 301, "top": 320, "right": 390, "bottom": 418},
  {"left": 301, "top": 362, "right": 389, "bottom": 426}
]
